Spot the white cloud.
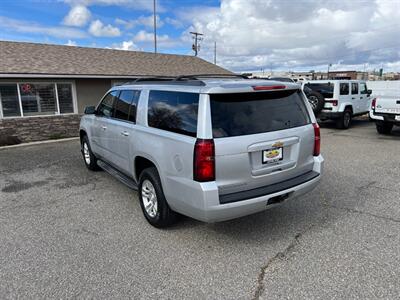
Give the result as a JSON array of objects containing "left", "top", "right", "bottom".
[
  {"left": 63, "top": 5, "right": 91, "bottom": 27},
  {"left": 89, "top": 19, "right": 121, "bottom": 37},
  {"left": 63, "top": 0, "right": 164, "bottom": 12},
  {"left": 115, "top": 15, "right": 163, "bottom": 30},
  {"left": 137, "top": 15, "right": 163, "bottom": 28},
  {"left": 0, "top": 16, "right": 88, "bottom": 39},
  {"left": 165, "top": 17, "right": 184, "bottom": 29},
  {"left": 115, "top": 18, "right": 136, "bottom": 29},
  {"left": 133, "top": 30, "right": 179, "bottom": 48},
  {"left": 178, "top": 0, "right": 400, "bottom": 72},
  {"left": 65, "top": 39, "right": 77, "bottom": 46},
  {"left": 110, "top": 40, "right": 139, "bottom": 51}
]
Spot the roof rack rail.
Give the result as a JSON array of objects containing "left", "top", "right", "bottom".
[
  {"left": 134, "top": 76, "right": 175, "bottom": 82},
  {"left": 120, "top": 73, "right": 248, "bottom": 87},
  {"left": 175, "top": 74, "right": 248, "bottom": 81}
]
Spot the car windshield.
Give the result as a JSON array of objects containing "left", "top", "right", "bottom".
[{"left": 210, "top": 89, "right": 310, "bottom": 138}]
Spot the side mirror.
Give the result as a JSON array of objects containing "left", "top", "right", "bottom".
[
  {"left": 367, "top": 89, "right": 372, "bottom": 95},
  {"left": 84, "top": 106, "right": 96, "bottom": 114}
]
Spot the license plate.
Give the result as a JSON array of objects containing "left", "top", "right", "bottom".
[
  {"left": 396, "top": 115, "right": 400, "bottom": 121},
  {"left": 262, "top": 147, "right": 283, "bottom": 164}
]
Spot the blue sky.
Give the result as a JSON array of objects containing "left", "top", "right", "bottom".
[
  {"left": 0, "top": 0, "right": 217, "bottom": 54},
  {"left": 0, "top": 0, "right": 399, "bottom": 72}
]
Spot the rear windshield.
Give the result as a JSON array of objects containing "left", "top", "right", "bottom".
[
  {"left": 210, "top": 90, "right": 310, "bottom": 138},
  {"left": 305, "top": 83, "right": 334, "bottom": 98}
]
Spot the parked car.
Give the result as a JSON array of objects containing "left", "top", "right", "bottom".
[
  {"left": 79, "top": 75, "right": 324, "bottom": 227},
  {"left": 303, "top": 80, "right": 372, "bottom": 129},
  {"left": 268, "top": 77, "right": 325, "bottom": 114},
  {"left": 369, "top": 95, "right": 400, "bottom": 134}
]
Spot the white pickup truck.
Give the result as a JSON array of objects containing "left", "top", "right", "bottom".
[{"left": 370, "top": 96, "right": 400, "bottom": 134}]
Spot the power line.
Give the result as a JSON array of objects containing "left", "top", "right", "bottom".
[{"left": 190, "top": 31, "right": 203, "bottom": 56}]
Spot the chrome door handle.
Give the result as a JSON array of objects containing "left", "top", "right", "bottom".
[
  {"left": 101, "top": 126, "right": 107, "bottom": 130},
  {"left": 121, "top": 131, "right": 129, "bottom": 136}
]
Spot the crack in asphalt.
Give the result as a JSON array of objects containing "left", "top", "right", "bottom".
[
  {"left": 252, "top": 230, "right": 305, "bottom": 300},
  {"left": 325, "top": 204, "right": 400, "bottom": 224}
]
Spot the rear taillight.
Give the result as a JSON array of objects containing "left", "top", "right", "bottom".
[
  {"left": 193, "top": 139, "right": 215, "bottom": 182},
  {"left": 326, "top": 99, "right": 338, "bottom": 106},
  {"left": 252, "top": 85, "right": 286, "bottom": 91},
  {"left": 371, "top": 98, "right": 376, "bottom": 110},
  {"left": 313, "top": 123, "right": 321, "bottom": 156}
]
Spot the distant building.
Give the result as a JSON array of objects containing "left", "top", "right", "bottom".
[{"left": 327, "top": 71, "right": 368, "bottom": 80}]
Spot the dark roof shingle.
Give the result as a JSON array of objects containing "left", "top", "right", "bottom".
[{"left": 0, "top": 41, "right": 232, "bottom": 77}]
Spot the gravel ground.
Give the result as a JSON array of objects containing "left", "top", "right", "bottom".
[{"left": 0, "top": 119, "right": 399, "bottom": 299}]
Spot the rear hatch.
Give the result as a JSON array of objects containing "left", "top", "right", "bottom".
[
  {"left": 210, "top": 89, "right": 316, "bottom": 199},
  {"left": 375, "top": 96, "right": 400, "bottom": 115}
]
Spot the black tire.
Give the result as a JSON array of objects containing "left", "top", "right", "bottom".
[
  {"left": 81, "top": 135, "right": 100, "bottom": 171},
  {"left": 307, "top": 91, "right": 325, "bottom": 114},
  {"left": 376, "top": 122, "right": 393, "bottom": 134},
  {"left": 138, "top": 167, "right": 178, "bottom": 228},
  {"left": 336, "top": 109, "right": 352, "bottom": 129}
]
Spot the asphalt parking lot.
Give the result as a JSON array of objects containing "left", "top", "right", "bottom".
[{"left": 0, "top": 119, "right": 399, "bottom": 299}]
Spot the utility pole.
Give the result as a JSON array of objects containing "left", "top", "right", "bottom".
[
  {"left": 214, "top": 41, "right": 216, "bottom": 64},
  {"left": 190, "top": 31, "right": 203, "bottom": 56},
  {"left": 153, "top": 0, "right": 157, "bottom": 53},
  {"left": 327, "top": 63, "right": 332, "bottom": 79}
]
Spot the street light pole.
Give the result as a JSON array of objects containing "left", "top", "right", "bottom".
[
  {"left": 214, "top": 41, "right": 216, "bottom": 64},
  {"left": 327, "top": 63, "right": 332, "bottom": 79},
  {"left": 153, "top": 0, "right": 157, "bottom": 53}
]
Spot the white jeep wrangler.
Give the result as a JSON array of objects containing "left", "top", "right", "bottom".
[{"left": 303, "top": 80, "right": 372, "bottom": 129}]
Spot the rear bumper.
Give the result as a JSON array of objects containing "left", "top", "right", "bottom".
[
  {"left": 370, "top": 111, "right": 400, "bottom": 124},
  {"left": 164, "top": 155, "right": 324, "bottom": 223},
  {"left": 318, "top": 111, "right": 342, "bottom": 120}
]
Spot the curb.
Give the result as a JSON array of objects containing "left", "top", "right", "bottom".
[{"left": 0, "top": 137, "right": 79, "bottom": 150}]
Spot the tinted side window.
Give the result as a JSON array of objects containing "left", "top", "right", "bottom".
[
  {"left": 128, "top": 90, "right": 141, "bottom": 122},
  {"left": 360, "top": 83, "right": 368, "bottom": 94},
  {"left": 148, "top": 91, "right": 199, "bottom": 137},
  {"left": 340, "top": 83, "right": 349, "bottom": 95},
  {"left": 97, "top": 91, "right": 118, "bottom": 117},
  {"left": 351, "top": 83, "right": 358, "bottom": 95}
]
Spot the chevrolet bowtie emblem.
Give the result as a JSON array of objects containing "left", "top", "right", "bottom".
[{"left": 272, "top": 141, "right": 284, "bottom": 148}]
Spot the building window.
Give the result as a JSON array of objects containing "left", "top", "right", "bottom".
[
  {"left": 20, "top": 83, "right": 57, "bottom": 116},
  {"left": 0, "top": 82, "right": 75, "bottom": 118},
  {"left": 57, "top": 84, "right": 74, "bottom": 113},
  {"left": 0, "top": 84, "right": 21, "bottom": 117}
]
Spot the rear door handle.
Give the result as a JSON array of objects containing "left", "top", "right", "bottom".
[
  {"left": 121, "top": 131, "right": 129, "bottom": 136},
  {"left": 352, "top": 97, "right": 355, "bottom": 99},
  {"left": 101, "top": 126, "right": 107, "bottom": 130}
]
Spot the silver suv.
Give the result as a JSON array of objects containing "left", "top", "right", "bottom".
[{"left": 80, "top": 75, "right": 324, "bottom": 227}]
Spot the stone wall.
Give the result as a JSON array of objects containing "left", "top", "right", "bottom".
[{"left": 0, "top": 114, "right": 81, "bottom": 145}]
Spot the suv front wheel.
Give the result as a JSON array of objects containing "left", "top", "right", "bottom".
[
  {"left": 138, "top": 167, "right": 178, "bottom": 228},
  {"left": 81, "top": 135, "right": 100, "bottom": 171},
  {"left": 336, "top": 109, "right": 352, "bottom": 129}
]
